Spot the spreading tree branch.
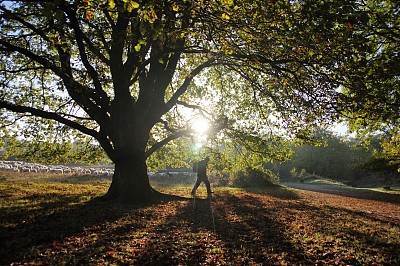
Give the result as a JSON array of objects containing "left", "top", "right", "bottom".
[
  {"left": 164, "top": 59, "right": 216, "bottom": 113},
  {"left": 145, "top": 128, "right": 192, "bottom": 158},
  {"left": 0, "top": 100, "right": 98, "bottom": 138},
  {"left": 176, "top": 100, "right": 213, "bottom": 117},
  {"left": 0, "top": 99, "right": 116, "bottom": 161},
  {"left": 63, "top": 5, "right": 110, "bottom": 108}
]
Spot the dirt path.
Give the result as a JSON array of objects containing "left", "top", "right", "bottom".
[{"left": 284, "top": 182, "right": 400, "bottom": 224}]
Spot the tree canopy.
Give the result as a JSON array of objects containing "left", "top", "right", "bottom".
[
  {"left": 335, "top": 0, "right": 400, "bottom": 171},
  {"left": 0, "top": 0, "right": 397, "bottom": 202},
  {"left": 338, "top": 0, "right": 399, "bottom": 127}
]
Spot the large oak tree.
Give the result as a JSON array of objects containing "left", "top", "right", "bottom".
[{"left": 0, "top": 0, "right": 391, "bottom": 202}]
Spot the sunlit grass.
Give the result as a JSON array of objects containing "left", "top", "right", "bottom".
[
  {"left": 0, "top": 179, "right": 108, "bottom": 228},
  {"left": 365, "top": 187, "right": 400, "bottom": 194}
]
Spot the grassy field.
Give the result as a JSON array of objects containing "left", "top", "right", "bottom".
[{"left": 1, "top": 171, "right": 399, "bottom": 265}]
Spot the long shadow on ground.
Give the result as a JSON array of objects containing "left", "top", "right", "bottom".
[
  {"left": 209, "top": 192, "right": 309, "bottom": 264},
  {"left": 133, "top": 187, "right": 309, "bottom": 265},
  {"left": 242, "top": 184, "right": 301, "bottom": 200},
  {"left": 0, "top": 193, "right": 183, "bottom": 265},
  {"left": 2, "top": 186, "right": 399, "bottom": 265}
]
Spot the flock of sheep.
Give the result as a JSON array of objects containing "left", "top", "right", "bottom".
[
  {"left": 0, "top": 160, "right": 113, "bottom": 176},
  {"left": 0, "top": 160, "right": 199, "bottom": 185}
]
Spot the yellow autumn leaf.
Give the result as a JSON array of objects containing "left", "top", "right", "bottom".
[
  {"left": 144, "top": 10, "right": 158, "bottom": 23},
  {"left": 225, "top": 49, "right": 233, "bottom": 55},
  {"left": 221, "top": 13, "right": 230, "bottom": 20},
  {"left": 125, "top": 1, "right": 140, "bottom": 12},
  {"left": 134, "top": 43, "right": 141, "bottom": 52},
  {"left": 109, "top": 0, "right": 115, "bottom": 9},
  {"left": 172, "top": 3, "right": 179, "bottom": 12},
  {"left": 131, "top": 1, "right": 139, "bottom": 8},
  {"left": 221, "top": 0, "right": 234, "bottom": 6}
]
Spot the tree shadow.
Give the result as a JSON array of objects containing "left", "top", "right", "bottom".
[
  {"left": 211, "top": 192, "right": 308, "bottom": 263},
  {"left": 140, "top": 191, "right": 399, "bottom": 264},
  {"left": 241, "top": 184, "right": 301, "bottom": 200},
  {"left": 0, "top": 194, "right": 147, "bottom": 265},
  {"left": 132, "top": 192, "right": 310, "bottom": 265},
  {"left": 19, "top": 191, "right": 307, "bottom": 265},
  {"left": 0, "top": 187, "right": 192, "bottom": 265},
  {"left": 289, "top": 204, "right": 400, "bottom": 263},
  {"left": 2, "top": 188, "right": 399, "bottom": 265}
]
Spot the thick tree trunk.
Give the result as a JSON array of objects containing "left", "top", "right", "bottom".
[
  {"left": 102, "top": 94, "right": 165, "bottom": 203},
  {"left": 103, "top": 152, "right": 156, "bottom": 203},
  {"left": 102, "top": 100, "right": 158, "bottom": 203}
]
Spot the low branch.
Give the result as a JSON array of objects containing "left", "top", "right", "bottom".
[
  {"left": 145, "top": 129, "right": 192, "bottom": 158},
  {"left": 0, "top": 40, "right": 61, "bottom": 75},
  {"left": 157, "top": 118, "right": 178, "bottom": 133},
  {"left": 0, "top": 5, "right": 51, "bottom": 42},
  {"left": 145, "top": 115, "right": 228, "bottom": 158},
  {"left": 56, "top": 112, "right": 94, "bottom": 121},
  {"left": 0, "top": 66, "right": 45, "bottom": 73},
  {"left": 0, "top": 100, "right": 99, "bottom": 139},
  {"left": 0, "top": 115, "right": 26, "bottom": 128}
]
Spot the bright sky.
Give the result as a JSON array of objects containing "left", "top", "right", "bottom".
[
  {"left": 191, "top": 117, "right": 209, "bottom": 135},
  {"left": 191, "top": 117, "right": 210, "bottom": 147},
  {"left": 330, "top": 122, "right": 354, "bottom": 137}
]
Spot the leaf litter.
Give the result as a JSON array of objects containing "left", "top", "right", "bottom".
[{"left": 1, "top": 179, "right": 399, "bottom": 265}]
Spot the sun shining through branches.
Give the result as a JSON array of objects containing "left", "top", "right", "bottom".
[
  {"left": 1, "top": 0, "right": 396, "bottom": 203},
  {"left": 191, "top": 117, "right": 210, "bottom": 135},
  {"left": 191, "top": 117, "right": 210, "bottom": 149}
]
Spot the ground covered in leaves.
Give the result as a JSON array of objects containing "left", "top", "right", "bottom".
[{"left": 1, "top": 172, "right": 399, "bottom": 265}]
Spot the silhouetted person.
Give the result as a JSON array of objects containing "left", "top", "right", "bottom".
[{"left": 192, "top": 156, "right": 212, "bottom": 199}]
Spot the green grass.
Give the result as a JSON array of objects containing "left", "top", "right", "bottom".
[
  {"left": 1, "top": 172, "right": 399, "bottom": 265},
  {"left": 0, "top": 180, "right": 109, "bottom": 227}
]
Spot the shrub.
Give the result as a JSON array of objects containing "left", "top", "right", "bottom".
[
  {"left": 299, "top": 168, "right": 307, "bottom": 178},
  {"left": 231, "top": 167, "right": 277, "bottom": 188},
  {"left": 209, "top": 170, "right": 231, "bottom": 187},
  {"left": 290, "top": 167, "right": 298, "bottom": 178}
]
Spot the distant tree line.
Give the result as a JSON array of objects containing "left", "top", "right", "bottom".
[
  {"left": 2, "top": 128, "right": 398, "bottom": 187},
  {"left": 268, "top": 130, "right": 399, "bottom": 186}
]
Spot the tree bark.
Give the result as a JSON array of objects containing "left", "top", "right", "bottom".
[
  {"left": 103, "top": 151, "right": 156, "bottom": 202},
  {"left": 101, "top": 94, "right": 160, "bottom": 203}
]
